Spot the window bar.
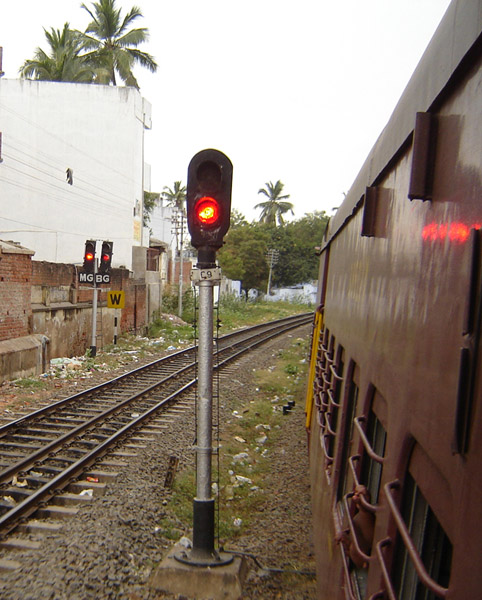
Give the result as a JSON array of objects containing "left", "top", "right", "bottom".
[
  {"left": 354, "top": 416, "right": 385, "bottom": 464},
  {"left": 321, "top": 370, "right": 332, "bottom": 388},
  {"left": 384, "top": 480, "right": 449, "bottom": 598},
  {"left": 348, "top": 455, "right": 381, "bottom": 513},
  {"left": 328, "top": 388, "right": 341, "bottom": 409},
  {"left": 320, "top": 432, "right": 334, "bottom": 464},
  {"left": 324, "top": 411, "right": 337, "bottom": 437},
  {"left": 330, "top": 362, "right": 344, "bottom": 381},
  {"left": 374, "top": 538, "right": 397, "bottom": 600},
  {"left": 332, "top": 504, "right": 358, "bottom": 600},
  {"left": 342, "top": 493, "right": 372, "bottom": 565},
  {"left": 320, "top": 392, "right": 329, "bottom": 411},
  {"left": 323, "top": 350, "right": 334, "bottom": 364}
]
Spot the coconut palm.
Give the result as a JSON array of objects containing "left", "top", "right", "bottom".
[
  {"left": 19, "top": 23, "right": 97, "bottom": 82},
  {"left": 255, "top": 180, "right": 294, "bottom": 226},
  {"left": 161, "top": 181, "right": 187, "bottom": 212},
  {"left": 78, "top": 0, "right": 157, "bottom": 88}
]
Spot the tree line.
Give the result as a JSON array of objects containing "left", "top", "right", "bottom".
[
  {"left": 159, "top": 180, "right": 328, "bottom": 297},
  {"left": 19, "top": 0, "right": 157, "bottom": 89},
  {"left": 20, "top": 1, "right": 327, "bottom": 295}
]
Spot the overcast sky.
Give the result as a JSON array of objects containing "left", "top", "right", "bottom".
[{"left": 1, "top": 0, "right": 452, "bottom": 221}]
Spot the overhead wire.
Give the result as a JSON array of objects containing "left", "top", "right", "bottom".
[
  {"left": 4, "top": 140, "right": 136, "bottom": 208},
  {"left": 0, "top": 99, "right": 145, "bottom": 187}
]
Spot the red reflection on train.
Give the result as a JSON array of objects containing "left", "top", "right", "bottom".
[{"left": 422, "top": 222, "right": 482, "bottom": 243}]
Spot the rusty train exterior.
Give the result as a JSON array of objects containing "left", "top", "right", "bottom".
[{"left": 305, "top": 2, "right": 482, "bottom": 599}]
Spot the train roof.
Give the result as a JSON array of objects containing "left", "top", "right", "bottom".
[{"left": 324, "top": 0, "right": 482, "bottom": 248}]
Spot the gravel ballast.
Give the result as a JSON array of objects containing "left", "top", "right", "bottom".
[{"left": 0, "top": 330, "right": 317, "bottom": 599}]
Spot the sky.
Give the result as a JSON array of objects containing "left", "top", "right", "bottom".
[{"left": 1, "top": 0, "right": 452, "bottom": 222}]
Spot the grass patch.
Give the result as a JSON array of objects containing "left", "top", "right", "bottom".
[
  {"left": 161, "top": 334, "right": 311, "bottom": 544},
  {"left": 13, "top": 378, "right": 49, "bottom": 390}
]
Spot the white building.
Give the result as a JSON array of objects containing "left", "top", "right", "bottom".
[{"left": 0, "top": 79, "right": 152, "bottom": 271}]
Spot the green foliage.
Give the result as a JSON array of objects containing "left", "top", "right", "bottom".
[
  {"left": 20, "top": 0, "right": 157, "bottom": 88},
  {"left": 255, "top": 180, "right": 294, "bottom": 226},
  {"left": 218, "top": 223, "right": 270, "bottom": 295},
  {"left": 284, "top": 363, "right": 299, "bottom": 376},
  {"left": 19, "top": 23, "right": 100, "bottom": 82},
  {"left": 13, "top": 378, "right": 49, "bottom": 390},
  {"left": 159, "top": 335, "right": 311, "bottom": 541},
  {"left": 79, "top": 0, "right": 158, "bottom": 88},
  {"left": 157, "top": 288, "right": 197, "bottom": 325},
  {"left": 219, "top": 210, "right": 328, "bottom": 292},
  {"left": 143, "top": 191, "right": 160, "bottom": 226},
  {"left": 148, "top": 313, "right": 195, "bottom": 345},
  {"left": 161, "top": 181, "right": 186, "bottom": 211},
  {"left": 215, "top": 296, "right": 307, "bottom": 331}
]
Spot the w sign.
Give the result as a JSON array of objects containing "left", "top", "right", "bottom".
[{"left": 107, "top": 291, "right": 125, "bottom": 309}]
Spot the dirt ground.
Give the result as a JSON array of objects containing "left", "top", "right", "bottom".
[{"left": 0, "top": 331, "right": 317, "bottom": 599}]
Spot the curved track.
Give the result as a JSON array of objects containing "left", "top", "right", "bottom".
[{"left": 0, "top": 313, "right": 312, "bottom": 538}]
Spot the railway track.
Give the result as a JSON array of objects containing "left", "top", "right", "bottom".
[{"left": 0, "top": 313, "right": 312, "bottom": 548}]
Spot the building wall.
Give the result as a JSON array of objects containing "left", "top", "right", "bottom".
[
  {"left": 0, "top": 241, "right": 34, "bottom": 341},
  {"left": 0, "top": 79, "right": 152, "bottom": 270}
]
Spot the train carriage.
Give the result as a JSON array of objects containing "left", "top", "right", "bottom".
[{"left": 306, "top": 1, "right": 482, "bottom": 598}]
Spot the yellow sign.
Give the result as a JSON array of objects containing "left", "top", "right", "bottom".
[{"left": 107, "top": 291, "right": 125, "bottom": 309}]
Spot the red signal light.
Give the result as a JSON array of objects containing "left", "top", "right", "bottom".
[
  {"left": 99, "top": 241, "right": 113, "bottom": 274},
  {"left": 83, "top": 240, "right": 96, "bottom": 273},
  {"left": 195, "top": 197, "right": 220, "bottom": 226}
]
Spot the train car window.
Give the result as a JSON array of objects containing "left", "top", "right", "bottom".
[
  {"left": 391, "top": 473, "right": 452, "bottom": 600},
  {"left": 336, "top": 362, "right": 359, "bottom": 503},
  {"left": 359, "top": 410, "right": 387, "bottom": 504},
  {"left": 327, "top": 345, "right": 345, "bottom": 458},
  {"left": 315, "top": 334, "right": 345, "bottom": 482}
]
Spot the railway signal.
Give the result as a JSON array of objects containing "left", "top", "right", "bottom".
[
  {"left": 186, "top": 149, "right": 233, "bottom": 267},
  {"left": 83, "top": 240, "right": 96, "bottom": 273},
  {"left": 99, "top": 241, "right": 113, "bottom": 274},
  {"left": 175, "top": 150, "right": 234, "bottom": 569}
]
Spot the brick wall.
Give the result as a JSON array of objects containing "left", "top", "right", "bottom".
[
  {"left": 0, "top": 242, "right": 34, "bottom": 342},
  {"left": 31, "top": 261, "right": 76, "bottom": 287}
]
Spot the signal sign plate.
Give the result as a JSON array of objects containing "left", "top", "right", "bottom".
[
  {"left": 107, "top": 291, "right": 125, "bottom": 309},
  {"left": 79, "top": 272, "right": 111, "bottom": 284}
]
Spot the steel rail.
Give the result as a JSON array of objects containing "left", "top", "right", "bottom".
[
  {"left": 0, "top": 314, "right": 312, "bottom": 537},
  {"left": 0, "top": 313, "right": 311, "bottom": 436}
]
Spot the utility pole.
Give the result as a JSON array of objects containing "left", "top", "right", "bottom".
[
  {"left": 265, "top": 248, "right": 279, "bottom": 295},
  {"left": 171, "top": 209, "right": 187, "bottom": 318}
]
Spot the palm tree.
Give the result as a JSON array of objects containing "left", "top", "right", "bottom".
[
  {"left": 255, "top": 180, "right": 294, "bottom": 226},
  {"left": 19, "top": 23, "right": 97, "bottom": 82},
  {"left": 79, "top": 0, "right": 157, "bottom": 88},
  {"left": 161, "top": 181, "right": 187, "bottom": 212}
]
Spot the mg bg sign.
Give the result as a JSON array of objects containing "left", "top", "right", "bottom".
[{"left": 79, "top": 272, "right": 111, "bottom": 284}]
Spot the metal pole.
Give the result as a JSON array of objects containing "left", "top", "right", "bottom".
[
  {"left": 267, "top": 259, "right": 273, "bottom": 295},
  {"left": 90, "top": 258, "right": 98, "bottom": 357},
  {"left": 196, "top": 279, "right": 213, "bottom": 499},
  {"left": 175, "top": 265, "right": 232, "bottom": 567},
  {"left": 178, "top": 214, "right": 184, "bottom": 318},
  {"left": 192, "top": 278, "right": 214, "bottom": 557}
]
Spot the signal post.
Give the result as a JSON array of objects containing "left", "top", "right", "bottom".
[
  {"left": 152, "top": 150, "right": 246, "bottom": 599},
  {"left": 80, "top": 240, "right": 113, "bottom": 357},
  {"left": 181, "top": 149, "right": 233, "bottom": 567}
]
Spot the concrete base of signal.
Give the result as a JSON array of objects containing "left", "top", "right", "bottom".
[{"left": 150, "top": 540, "right": 247, "bottom": 600}]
